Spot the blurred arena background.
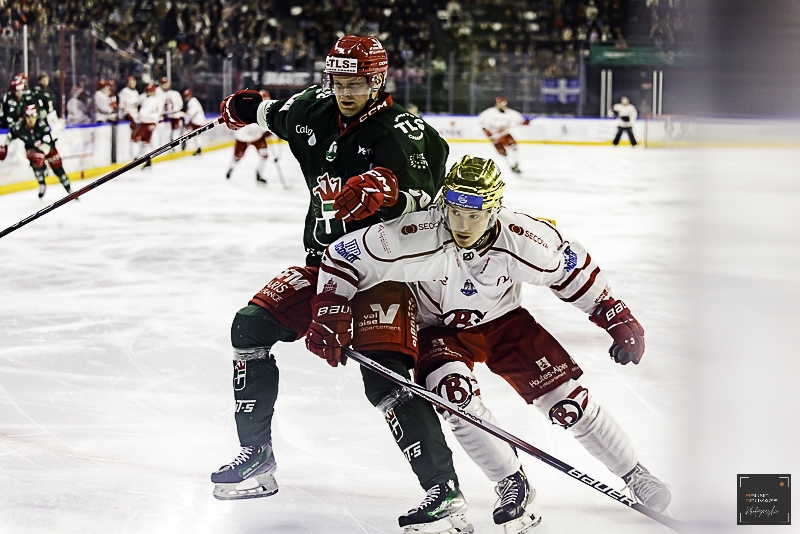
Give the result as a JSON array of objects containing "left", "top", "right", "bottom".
[{"left": 1, "top": 1, "right": 799, "bottom": 533}]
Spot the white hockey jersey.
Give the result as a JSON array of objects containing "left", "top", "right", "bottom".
[
  {"left": 478, "top": 106, "right": 526, "bottom": 140},
  {"left": 610, "top": 102, "right": 637, "bottom": 128},
  {"left": 138, "top": 94, "right": 163, "bottom": 124},
  {"left": 162, "top": 89, "right": 184, "bottom": 119},
  {"left": 234, "top": 122, "right": 270, "bottom": 143},
  {"left": 94, "top": 90, "right": 115, "bottom": 122},
  {"left": 184, "top": 96, "right": 206, "bottom": 126},
  {"left": 319, "top": 208, "right": 612, "bottom": 329},
  {"left": 118, "top": 86, "right": 140, "bottom": 120}
]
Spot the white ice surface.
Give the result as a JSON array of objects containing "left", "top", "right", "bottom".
[{"left": 0, "top": 142, "right": 795, "bottom": 533}]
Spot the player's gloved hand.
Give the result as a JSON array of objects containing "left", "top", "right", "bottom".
[
  {"left": 482, "top": 128, "right": 493, "bottom": 137},
  {"left": 522, "top": 118, "right": 531, "bottom": 126},
  {"left": 219, "top": 89, "right": 261, "bottom": 130},
  {"left": 333, "top": 167, "right": 399, "bottom": 222},
  {"left": 0, "top": 146, "right": 7, "bottom": 161},
  {"left": 590, "top": 298, "right": 645, "bottom": 365},
  {"left": 28, "top": 150, "right": 45, "bottom": 168},
  {"left": 306, "top": 292, "right": 352, "bottom": 367}
]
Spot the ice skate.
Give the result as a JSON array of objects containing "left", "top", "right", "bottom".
[
  {"left": 398, "top": 479, "right": 474, "bottom": 534},
  {"left": 193, "top": 148, "right": 202, "bottom": 156},
  {"left": 211, "top": 442, "right": 278, "bottom": 500},
  {"left": 623, "top": 463, "right": 671, "bottom": 513},
  {"left": 256, "top": 171, "right": 267, "bottom": 184},
  {"left": 37, "top": 183, "right": 46, "bottom": 198},
  {"left": 493, "top": 469, "right": 541, "bottom": 533},
  {"left": 510, "top": 164, "right": 522, "bottom": 175},
  {"left": 226, "top": 168, "right": 233, "bottom": 179},
  {"left": 142, "top": 159, "right": 152, "bottom": 170}
]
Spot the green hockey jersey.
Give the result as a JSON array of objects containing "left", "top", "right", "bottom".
[
  {"left": 4, "top": 118, "right": 55, "bottom": 153},
  {"left": 257, "top": 86, "right": 449, "bottom": 266}
]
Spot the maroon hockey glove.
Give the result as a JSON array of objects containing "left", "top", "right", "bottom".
[
  {"left": 27, "top": 150, "right": 45, "bottom": 168},
  {"left": 219, "top": 89, "right": 261, "bottom": 130},
  {"left": 590, "top": 298, "right": 645, "bottom": 365},
  {"left": 306, "top": 292, "right": 352, "bottom": 367},
  {"left": 0, "top": 145, "right": 6, "bottom": 161},
  {"left": 482, "top": 128, "right": 493, "bottom": 138},
  {"left": 333, "top": 167, "right": 399, "bottom": 222}
]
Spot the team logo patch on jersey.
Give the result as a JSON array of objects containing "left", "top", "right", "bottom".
[
  {"left": 334, "top": 239, "right": 361, "bottom": 262},
  {"left": 441, "top": 309, "right": 485, "bottom": 328},
  {"left": 326, "top": 141, "right": 338, "bottom": 161},
  {"left": 460, "top": 279, "right": 477, "bottom": 296},
  {"left": 393, "top": 113, "right": 425, "bottom": 141},
  {"left": 536, "top": 357, "right": 551, "bottom": 371},
  {"left": 562, "top": 246, "right": 578, "bottom": 272},
  {"left": 463, "top": 252, "right": 474, "bottom": 261},
  {"left": 409, "top": 153, "right": 428, "bottom": 169}
]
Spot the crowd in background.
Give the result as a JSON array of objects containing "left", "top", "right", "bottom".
[{"left": 0, "top": 0, "right": 691, "bottom": 122}]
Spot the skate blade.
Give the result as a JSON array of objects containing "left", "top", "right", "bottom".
[
  {"left": 402, "top": 513, "right": 474, "bottom": 534},
  {"left": 502, "top": 500, "right": 542, "bottom": 534},
  {"left": 213, "top": 472, "right": 278, "bottom": 500}
]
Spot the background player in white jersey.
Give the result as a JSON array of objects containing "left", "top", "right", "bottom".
[
  {"left": 225, "top": 90, "right": 272, "bottom": 184},
  {"left": 609, "top": 96, "right": 638, "bottom": 147},
  {"left": 94, "top": 80, "right": 117, "bottom": 122},
  {"left": 311, "top": 156, "right": 672, "bottom": 532},
  {"left": 159, "top": 77, "right": 184, "bottom": 140},
  {"left": 181, "top": 89, "right": 206, "bottom": 156},
  {"left": 118, "top": 76, "right": 140, "bottom": 123},
  {"left": 132, "top": 83, "right": 162, "bottom": 168},
  {"left": 478, "top": 97, "right": 530, "bottom": 174}
]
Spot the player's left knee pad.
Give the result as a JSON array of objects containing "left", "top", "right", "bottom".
[
  {"left": 532, "top": 380, "right": 638, "bottom": 477},
  {"left": 426, "top": 361, "right": 520, "bottom": 481}
]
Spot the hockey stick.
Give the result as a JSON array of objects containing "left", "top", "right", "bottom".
[
  {"left": 0, "top": 117, "right": 223, "bottom": 240},
  {"left": 343, "top": 347, "right": 689, "bottom": 533}
]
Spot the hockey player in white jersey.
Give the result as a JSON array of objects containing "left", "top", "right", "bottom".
[
  {"left": 118, "top": 76, "right": 140, "bottom": 123},
  {"left": 478, "top": 97, "right": 529, "bottom": 174},
  {"left": 609, "top": 96, "right": 638, "bottom": 147},
  {"left": 132, "top": 84, "right": 162, "bottom": 168},
  {"left": 182, "top": 89, "right": 206, "bottom": 155},
  {"left": 160, "top": 77, "right": 184, "bottom": 140},
  {"left": 310, "top": 155, "right": 672, "bottom": 532},
  {"left": 225, "top": 89, "right": 273, "bottom": 183}
]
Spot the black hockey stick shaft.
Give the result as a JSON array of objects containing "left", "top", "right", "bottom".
[
  {"left": 0, "top": 117, "right": 223, "bottom": 240},
  {"left": 343, "top": 348, "right": 689, "bottom": 533}
]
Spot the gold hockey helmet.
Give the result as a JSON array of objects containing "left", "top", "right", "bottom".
[{"left": 441, "top": 155, "right": 505, "bottom": 212}]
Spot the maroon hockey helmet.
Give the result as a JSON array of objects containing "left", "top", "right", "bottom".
[
  {"left": 495, "top": 96, "right": 508, "bottom": 105},
  {"left": 160, "top": 76, "right": 170, "bottom": 88},
  {"left": 259, "top": 89, "right": 271, "bottom": 100},
  {"left": 182, "top": 88, "right": 192, "bottom": 99},
  {"left": 144, "top": 83, "right": 157, "bottom": 94},
  {"left": 23, "top": 104, "right": 38, "bottom": 117},
  {"left": 324, "top": 35, "right": 388, "bottom": 88}
]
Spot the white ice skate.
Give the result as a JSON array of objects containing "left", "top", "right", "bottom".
[
  {"left": 623, "top": 463, "right": 671, "bottom": 513},
  {"left": 211, "top": 442, "right": 278, "bottom": 500}
]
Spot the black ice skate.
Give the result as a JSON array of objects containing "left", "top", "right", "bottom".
[
  {"left": 211, "top": 442, "right": 278, "bottom": 500},
  {"left": 256, "top": 171, "right": 267, "bottom": 184},
  {"left": 192, "top": 148, "right": 202, "bottom": 156},
  {"left": 398, "top": 479, "right": 474, "bottom": 534},
  {"left": 493, "top": 469, "right": 541, "bottom": 533},
  {"left": 37, "top": 184, "right": 46, "bottom": 198},
  {"left": 142, "top": 159, "right": 152, "bottom": 170},
  {"left": 225, "top": 168, "right": 233, "bottom": 179},
  {"left": 623, "top": 463, "right": 671, "bottom": 513},
  {"left": 510, "top": 164, "right": 522, "bottom": 174}
]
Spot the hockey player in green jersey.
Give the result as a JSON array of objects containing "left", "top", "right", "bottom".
[
  {"left": 213, "top": 35, "right": 472, "bottom": 533},
  {"left": 0, "top": 104, "right": 72, "bottom": 198},
  {"left": 2, "top": 73, "right": 35, "bottom": 128}
]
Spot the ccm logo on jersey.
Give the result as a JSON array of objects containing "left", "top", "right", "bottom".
[{"left": 508, "top": 224, "right": 549, "bottom": 249}]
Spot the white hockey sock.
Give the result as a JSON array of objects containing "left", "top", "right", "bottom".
[
  {"left": 506, "top": 146, "right": 519, "bottom": 168},
  {"left": 533, "top": 380, "right": 638, "bottom": 477},
  {"left": 427, "top": 361, "right": 521, "bottom": 481}
]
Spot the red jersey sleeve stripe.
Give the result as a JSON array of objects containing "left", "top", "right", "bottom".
[
  {"left": 550, "top": 254, "right": 592, "bottom": 292},
  {"left": 319, "top": 262, "right": 359, "bottom": 289},
  {"left": 559, "top": 266, "right": 602, "bottom": 303}
]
